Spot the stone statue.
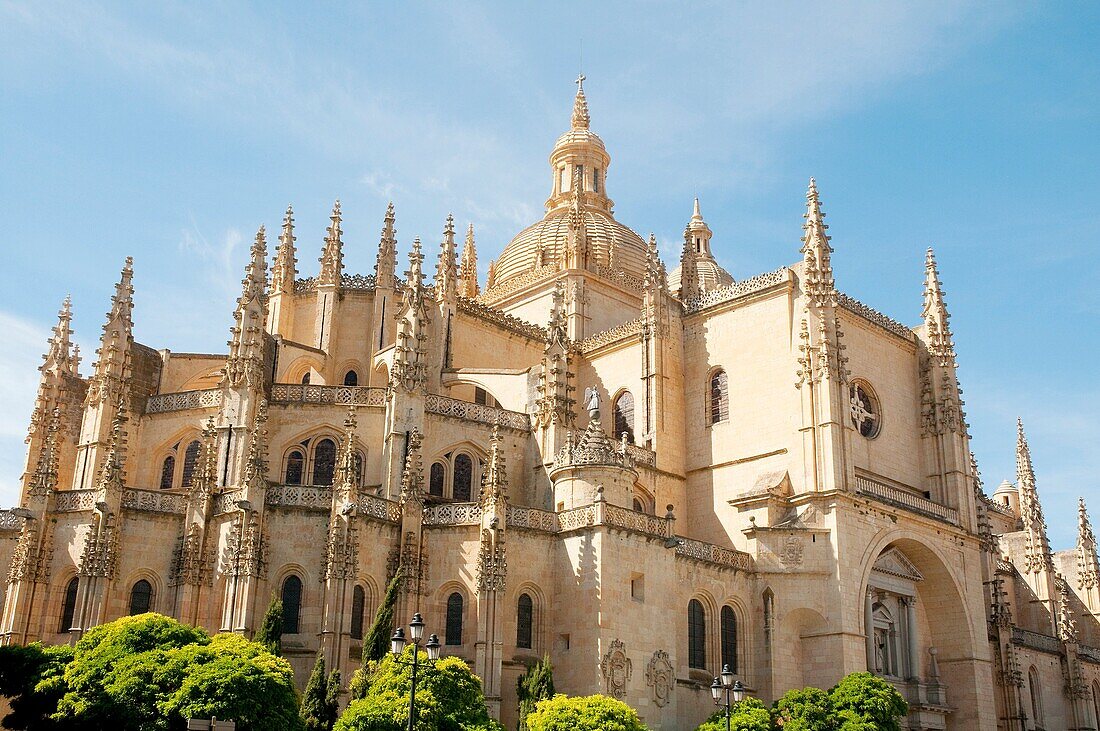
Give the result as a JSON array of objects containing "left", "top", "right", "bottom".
[{"left": 584, "top": 386, "right": 601, "bottom": 420}]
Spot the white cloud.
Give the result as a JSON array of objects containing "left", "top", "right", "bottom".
[{"left": 0, "top": 311, "right": 49, "bottom": 507}]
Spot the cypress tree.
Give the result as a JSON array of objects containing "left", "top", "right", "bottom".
[
  {"left": 324, "top": 668, "right": 342, "bottom": 728},
  {"left": 516, "top": 655, "right": 555, "bottom": 731},
  {"left": 257, "top": 595, "right": 284, "bottom": 656},
  {"left": 363, "top": 569, "right": 403, "bottom": 664},
  {"left": 300, "top": 653, "right": 329, "bottom": 730}
]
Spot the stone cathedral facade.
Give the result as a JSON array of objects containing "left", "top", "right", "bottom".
[{"left": 1, "top": 79, "right": 1098, "bottom": 731}]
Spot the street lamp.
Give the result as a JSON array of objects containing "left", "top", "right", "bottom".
[
  {"left": 390, "top": 612, "right": 442, "bottom": 731},
  {"left": 710, "top": 666, "right": 745, "bottom": 731}
]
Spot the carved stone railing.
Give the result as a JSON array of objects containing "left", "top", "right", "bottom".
[
  {"left": 675, "top": 537, "right": 753, "bottom": 571},
  {"left": 507, "top": 505, "right": 560, "bottom": 533},
  {"left": 558, "top": 505, "right": 598, "bottom": 532},
  {"left": 457, "top": 297, "right": 548, "bottom": 341},
  {"left": 358, "top": 494, "right": 402, "bottom": 523},
  {"left": 625, "top": 443, "right": 656, "bottom": 468},
  {"left": 838, "top": 293, "right": 916, "bottom": 342},
  {"left": 1012, "top": 627, "right": 1063, "bottom": 655},
  {"left": 594, "top": 265, "right": 645, "bottom": 293},
  {"left": 423, "top": 502, "right": 481, "bottom": 526},
  {"left": 682, "top": 268, "right": 789, "bottom": 314},
  {"left": 855, "top": 475, "right": 959, "bottom": 525},
  {"left": 577, "top": 318, "right": 644, "bottom": 354},
  {"left": 121, "top": 488, "right": 186, "bottom": 514},
  {"left": 55, "top": 489, "right": 97, "bottom": 512},
  {"left": 425, "top": 393, "right": 531, "bottom": 432},
  {"left": 295, "top": 277, "right": 318, "bottom": 294},
  {"left": 212, "top": 489, "right": 244, "bottom": 516},
  {"left": 477, "top": 265, "right": 558, "bottom": 303},
  {"left": 0, "top": 511, "right": 22, "bottom": 531},
  {"left": 266, "top": 485, "right": 333, "bottom": 511},
  {"left": 982, "top": 495, "right": 1015, "bottom": 517},
  {"left": 271, "top": 384, "right": 387, "bottom": 407},
  {"left": 342, "top": 273, "right": 376, "bottom": 291},
  {"left": 145, "top": 388, "right": 223, "bottom": 414},
  {"left": 603, "top": 503, "right": 670, "bottom": 537}
]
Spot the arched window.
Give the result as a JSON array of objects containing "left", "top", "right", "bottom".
[
  {"left": 285, "top": 450, "right": 305, "bottom": 485},
  {"left": 709, "top": 370, "right": 729, "bottom": 424},
  {"left": 446, "top": 592, "right": 464, "bottom": 646},
  {"left": 721, "top": 605, "right": 738, "bottom": 673},
  {"left": 301, "top": 372, "right": 311, "bottom": 385},
  {"left": 159, "top": 455, "right": 175, "bottom": 490},
  {"left": 430, "top": 463, "right": 445, "bottom": 497},
  {"left": 129, "top": 579, "right": 153, "bottom": 615},
  {"left": 613, "top": 391, "right": 635, "bottom": 443},
  {"left": 282, "top": 575, "right": 303, "bottom": 634},
  {"left": 517, "top": 593, "right": 534, "bottom": 650},
  {"left": 312, "top": 439, "right": 337, "bottom": 486},
  {"left": 350, "top": 585, "right": 366, "bottom": 640},
  {"left": 633, "top": 497, "right": 645, "bottom": 513},
  {"left": 453, "top": 454, "right": 473, "bottom": 501},
  {"left": 180, "top": 440, "right": 201, "bottom": 487},
  {"left": 688, "top": 599, "right": 706, "bottom": 669},
  {"left": 1029, "top": 667, "right": 1043, "bottom": 727},
  {"left": 60, "top": 577, "right": 78, "bottom": 632},
  {"left": 343, "top": 370, "right": 358, "bottom": 387}
]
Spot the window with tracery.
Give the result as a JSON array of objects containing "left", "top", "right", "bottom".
[
  {"left": 721, "top": 605, "right": 738, "bottom": 673},
  {"left": 180, "top": 440, "right": 201, "bottom": 487},
  {"left": 710, "top": 370, "right": 729, "bottom": 424},
  {"left": 446, "top": 592, "right": 464, "bottom": 646},
  {"left": 159, "top": 455, "right": 175, "bottom": 490},
  {"left": 849, "top": 381, "right": 881, "bottom": 439},
  {"left": 430, "top": 463, "right": 445, "bottom": 497},
  {"left": 350, "top": 585, "right": 365, "bottom": 640},
  {"left": 60, "top": 577, "right": 78, "bottom": 632},
  {"left": 312, "top": 439, "right": 337, "bottom": 486},
  {"left": 688, "top": 599, "right": 707, "bottom": 669},
  {"left": 129, "top": 580, "right": 153, "bottom": 615},
  {"left": 613, "top": 391, "right": 635, "bottom": 443},
  {"left": 282, "top": 575, "right": 303, "bottom": 634},
  {"left": 517, "top": 593, "right": 534, "bottom": 650},
  {"left": 453, "top": 454, "right": 473, "bottom": 501},
  {"left": 285, "top": 450, "right": 304, "bottom": 485}
]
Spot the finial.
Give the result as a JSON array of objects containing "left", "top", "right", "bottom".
[
  {"left": 693, "top": 197, "right": 702, "bottom": 220},
  {"left": 571, "top": 74, "right": 590, "bottom": 130}
]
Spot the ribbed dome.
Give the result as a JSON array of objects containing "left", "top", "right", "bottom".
[{"left": 668, "top": 258, "right": 734, "bottom": 296}]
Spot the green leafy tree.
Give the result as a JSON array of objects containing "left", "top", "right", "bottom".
[
  {"left": 0, "top": 642, "right": 74, "bottom": 730},
  {"left": 302, "top": 654, "right": 334, "bottom": 730},
  {"left": 516, "top": 656, "right": 555, "bottom": 731},
  {"left": 336, "top": 647, "right": 502, "bottom": 731},
  {"left": 257, "top": 596, "right": 284, "bottom": 656},
  {"left": 50, "top": 613, "right": 302, "bottom": 731},
  {"left": 326, "top": 669, "right": 343, "bottom": 728},
  {"left": 771, "top": 686, "right": 834, "bottom": 731},
  {"left": 524, "top": 694, "right": 648, "bottom": 731},
  {"left": 828, "top": 673, "right": 907, "bottom": 731},
  {"left": 363, "top": 570, "right": 402, "bottom": 665},
  {"left": 694, "top": 697, "right": 772, "bottom": 731}
]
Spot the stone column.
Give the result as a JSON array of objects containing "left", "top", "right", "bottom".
[
  {"left": 864, "top": 588, "right": 876, "bottom": 671},
  {"left": 905, "top": 597, "right": 920, "bottom": 680}
]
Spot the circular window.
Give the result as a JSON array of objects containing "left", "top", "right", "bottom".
[{"left": 849, "top": 381, "right": 881, "bottom": 439}]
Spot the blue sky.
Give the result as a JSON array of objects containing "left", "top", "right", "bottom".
[{"left": 0, "top": 2, "right": 1097, "bottom": 548}]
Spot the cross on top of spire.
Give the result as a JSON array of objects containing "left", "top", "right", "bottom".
[{"left": 572, "top": 74, "right": 590, "bottom": 130}]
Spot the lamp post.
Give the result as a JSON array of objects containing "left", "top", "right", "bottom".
[
  {"left": 710, "top": 665, "right": 745, "bottom": 731},
  {"left": 390, "top": 612, "right": 441, "bottom": 731}
]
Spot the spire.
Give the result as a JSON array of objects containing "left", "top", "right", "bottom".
[
  {"left": 336, "top": 406, "right": 359, "bottom": 495},
  {"left": 693, "top": 197, "right": 702, "bottom": 220},
  {"left": 225, "top": 227, "right": 269, "bottom": 389},
  {"left": 678, "top": 225, "right": 702, "bottom": 302},
  {"left": 1057, "top": 576, "right": 1079, "bottom": 642},
  {"left": 486, "top": 260, "right": 497, "bottom": 290},
  {"left": 644, "top": 234, "right": 664, "bottom": 291},
  {"left": 43, "top": 296, "right": 78, "bottom": 377},
  {"left": 801, "top": 178, "right": 836, "bottom": 308},
  {"left": 405, "top": 237, "right": 426, "bottom": 302},
  {"left": 242, "top": 399, "right": 269, "bottom": 492},
  {"left": 571, "top": 74, "right": 590, "bottom": 130},
  {"left": 1078, "top": 497, "right": 1099, "bottom": 591},
  {"left": 922, "top": 248, "right": 956, "bottom": 368},
  {"left": 399, "top": 428, "right": 424, "bottom": 506},
  {"left": 375, "top": 202, "right": 398, "bottom": 290},
  {"left": 1017, "top": 418, "right": 1053, "bottom": 573},
  {"left": 480, "top": 425, "right": 507, "bottom": 508},
  {"left": 458, "top": 223, "right": 479, "bottom": 298},
  {"left": 26, "top": 408, "right": 61, "bottom": 501},
  {"left": 88, "top": 257, "right": 134, "bottom": 405},
  {"left": 271, "top": 205, "right": 298, "bottom": 295},
  {"left": 435, "top": 214, "right": 458, "bottom": 303},
  {"left": 318, "top": 199, "right": 344, "bottom": 287}
]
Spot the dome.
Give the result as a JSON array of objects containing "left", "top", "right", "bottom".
[
  {"left": 486, "top": 77, "right": 650, "bottom": 294},
  {"left": 668, "top": 198, "right": 734, "bottom": 299},
  {"left": 668, "top": 258, "right": 734, "bottom": 295}
]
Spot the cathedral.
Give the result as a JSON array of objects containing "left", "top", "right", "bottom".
[{"left": 1, "top": 77, "right": 1097, "bottom": 731}]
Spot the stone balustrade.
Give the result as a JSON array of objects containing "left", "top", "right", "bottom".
[
  {"left": 54, "top": 489, "right": 98, "bottom": 512},
  {"left": 854, "top": 475, "right": 959, "bottom": 525},
  {"left": 625, "top": 443, "right": 657, "bottom": 468},
  {"left": 121, "top": 488, "right": 186, "bottom": 515},
  {"left": 423, "top": 502, "right": 481, "bottom": 526},
  {"left": 425, "top": 393, "right": 531, "bottom": 432},
  {"left": 506, "top": 505, "right": 560, "bottom": 533},
  {"left": 357, "top": 494, "right": 402, "bottom": 523},
  {"left": 145, "top": 388, "right": 223, "bottom": 414},
  {"left": 270, "top": 384, "right": 387, "bottom": 407},
  {"left": 212, "top": 489, "right": 244, "bottom": 515},
  {"left": 675, "top": 536, "right": 754, "bottom": 571},
  {"left": 0, "top": 511, "right": 21, "bottom": 531},
  {"left": 1011, "top": 627, "right": 1063, "bottom": 655},
  {"left": 266, "top": 485, "right": 335, "bottom": 511}
]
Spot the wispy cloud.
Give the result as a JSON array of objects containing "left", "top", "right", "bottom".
[{"left": 0, "top": 311, "right": 49, "bottom": 505}]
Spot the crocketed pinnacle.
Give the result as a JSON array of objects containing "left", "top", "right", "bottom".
[
  {"left": 225, "top": 227, "right": 268, "bottom": 388},
  {"left": 336, "top": 406, "right": 359, "bottom": 494},
  {"left": 1078, "top": 497, "right": 1100, "bottom": 590},
  {"left": 644, "top": 233, "right": 664, "bottom": 290},
  {"left": 242, "top": 399, "right": 268, "bottom": 491},
  {"left": 90, "top": 257, "right": 135, "bottom": 402},
  {"left": 458, "top": 223, "right": 479, "bottom": 298},
  {"left": 405, "top": 237, "right": 426, "bottom": 299},
  {"left": 375, "top": 202, "right": 398, "bottom": 289},
  {"left": 922, "top": 248, "right": 956, "bottom": 368},
  {"left": 191, "top": 417, "right": 219, "bottom": 497},
  {"left": 1017, "top": 418, "right": 1053, "bottom": 572},
  {"left": 97, "top": 403, "right": 127, "bottom": 495},
  {"left": 242, "top": 226, "right": 268, "bottom": 304},
  {"left": 678, "top": 225, "right": 702, "bottom": 302},
  {"left": 318, "top": 199, "right": 344, "bottom": 287},
  {"left": 271, "top": 205, "right": 297, "bottom": 295},
  {"left": 435, "top": 214, "right": 458, "bottom": 302},
  {"left": 571, "top": 74, "right": 590, "bottom": 130},
  {"left": 480, "top": 425, "right": 507, "bottom": 507},
  {"left": 26, "top": 408, "right": 61, "bottom": 499},
  {"left": 399, "top": 428, "right": 424, "bottom": 505},
  {"left": 44, "top": 295, "right": 78, "bottom": 376},
  {"left": 801, "top": 178, "right": 836, "bottom": 308}
]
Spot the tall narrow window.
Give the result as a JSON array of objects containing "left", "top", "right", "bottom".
[
  {"left": 474, "top": 387, "right": 488, "bottom": 406},
  {"left": 180, "top": 440, "right": 201, "bottom": 487},
  {"left": 633, "top": 497, "right": 645, "bottom": 513},
  {"left": 517, "top": 593, "right": 534, "bottom": 650},
  {"left": 312, "top": 439, "right": 337, "bottom": 486},
  {"left": 721, "top": 605, "right": 738, "bottom": 674},
  {"left": 1029, "top": 667, "right": 1043, "bottom": 727},
  {"left": 285, "top": 450, "right": 305, "bottom": 485},
  {"left": 350, "top": 585, "right": 365, "bottom": 640},
  {"left": 282, "top": 575, "right": 303, "bottom": 634},
  {"left": 446, "top": 592, "right": 464, "bottom": 646},
  {"left": 159, "top": 455, "right": 175, "bottom": 490},
  {"left": 688, "top": 599, "right": 706, "bottom": 669},
  {"left": 709, "top": 370, "right": 729, "bottom": 424},
  {"left": 593, "top": 168, "right": 600, "bottom": 193},
  {"left": 129, "top": 580, "right": 153, "bottom": 615},
  {"left": 301, "top": 372, "right": 311, "bottom": 385},
  {"left": 343, "top": 370, "right": 358, "bottom": 386},
  {"left": 613, "top": 391, "right": 635, "bottom": 443},
  {"left": 453, "top": 454, "right": 473, "bottom": 501},
  {"left": 430, "top": 463, "right": 445, "bottom": 497},
  {"left": 60, "top": 577, "right": 79, "bottom": 632}
]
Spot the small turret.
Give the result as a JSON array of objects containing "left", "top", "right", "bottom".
[
  {"left": 1017, "top": 418, "right": 1053, "bottom": 575},
  {"left": 375, "top": 202, "right": 398, "bottom": 290},
  {"left": 922, "top": 248, "right": 956, "bottom": 368},
  {"left": 458, "top": 223, "right": 479, "bottom": 298},
  {"left": 800, "top": 178, "right": 836, "bottom": 309},
  {"left": 88, "top": 257, "right": 135, "bottom": 407},
  {"left": 318, "top": 200, "right": 344, "bottom": 288},
  {"left": 435, "top": 215, "right": 458, "bottom": 303},
  {"left": 678, "top": 225, "right": 701, "bottom": 303},
  {"left": 224, "top": 227, "right": 268, "bottom": 389},
  {"left": 271, "top": 206, "right": 298, "bottom": 296}
]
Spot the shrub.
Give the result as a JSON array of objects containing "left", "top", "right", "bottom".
[
  {"left": 694, "top": 696, "right": 771, "bottom": 731},
  {"left": 771, "top": 686, "right": 834, "bottom": 731},
  {"left": 828, "top": 672, "right": 907, "bottom": 731},
  {"left": 524, "top": 694, "right": 647, "bottom": 731}
]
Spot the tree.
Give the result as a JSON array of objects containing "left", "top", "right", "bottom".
[
  {"left": 325, "top": 669, "right": 343, "bottom": 728},
  {"left": 828, "top": 673, "right": 907, "bottom": 731},
  {"left": 0, "top": 642, "right": 74, "bottom": 730},
  {"left": 363, "top": 570, "right": 402, "bottom": 665},
  {"left": 336, "top": 647, "right": 502, "bottom": 731},
  {"left": 49, "top": 613, "right": 303, "bottom": 731},
  {"left": 516, "top": 656, "right": 555, "bottom": 731},
  {"left": 771, "top": 687, "right": 835, "bottom": 731},
  {"left": 302, "top": 654, "right": 335, "bottom": 730},
  {"left": 524, "top": 694, "right": 648, "bottom": 731},
  {"left": 257, "top": 595, "right": 284, "bottom": 656},
  {"left": 694, "top": 697, "right": 771, "bottom": 731}
]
